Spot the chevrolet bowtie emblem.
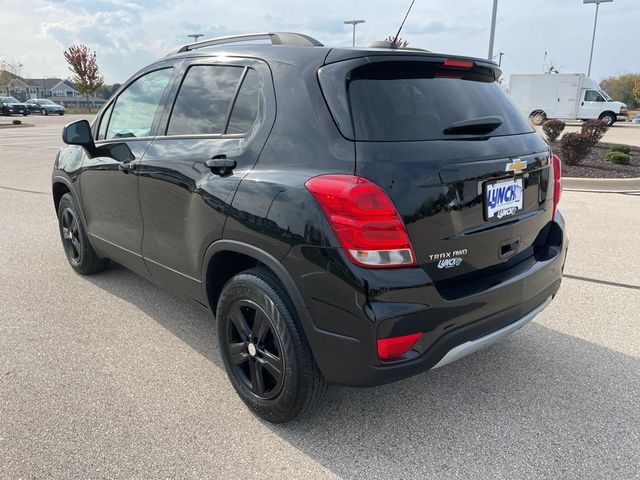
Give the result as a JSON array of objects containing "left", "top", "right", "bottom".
[{"left": 505, "top": 159, "right": 527, "bottom": 174}]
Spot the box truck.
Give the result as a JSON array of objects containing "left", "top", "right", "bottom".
[{"left": 509, "top": 74, "right": 627, "bottom": 126}]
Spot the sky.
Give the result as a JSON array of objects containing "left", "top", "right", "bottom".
[{"left": 1, "top": 0, "right": 639, "bottom": 86}]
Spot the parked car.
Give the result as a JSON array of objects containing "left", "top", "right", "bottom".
[
  {"left": 26, "top": 99, "right": 65, "bottom": 115},
  {"left": 632, "top": 114, "right": 640, "bottom": 124},
  {"left": 0, "top": 96, "right": 29, "bottom": 116},
  {"left": 52, "top": 32, "right": 568, "bottom": 423}
]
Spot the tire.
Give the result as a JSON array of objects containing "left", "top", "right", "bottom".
[
  {"left": 529, "top": 111, "right": 547, "bottom": 126},
  {"left": 599, "top": 112, "right": 615, "bottom": 127},
  {"left": 216, "top": 266, "right": 327, "bottom": 423},
  {"left": 41, "top": 108, "right": 48, "bottom": 116},
  {"left": 57, "top": 193, "right": 109, "bottom": 275}
]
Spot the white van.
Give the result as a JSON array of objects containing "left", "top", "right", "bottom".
[{"left": 509, "top": 73, "right": 627, "bottom": 126}]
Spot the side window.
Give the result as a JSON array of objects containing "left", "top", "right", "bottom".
[
  {"left": 97, "top": 102, "right": 114, "bottom": 141},
  {"left": 106, "top": 68, "right": 173, "bottom": 139},
  {"left": 585, "top": 90, "right": 604, "bottom": 102},
  {"left": 227, "top": 69, "right": 260, "bottom": 134},
  {"left": 167, "top": 65, "right": 244, "bottom": 135}
]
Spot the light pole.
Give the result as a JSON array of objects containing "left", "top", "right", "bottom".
[
  {"left": 187, "top": 33, "right": 204, "bottom": 43},
  {"left": 487, "top": 0, "right": 498, "bottom": 60},
  {"left": 584, "top": 0, "right": 613, "bottom": 77},
  {"left": 344, "top": 20, "right": 365, "bottom": 47}
]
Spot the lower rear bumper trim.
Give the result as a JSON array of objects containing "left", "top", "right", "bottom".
[{"left": 432, "top": 296, "right": 551, "bottom": 369}]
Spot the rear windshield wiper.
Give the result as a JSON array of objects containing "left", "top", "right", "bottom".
[{"left": 443, "top": 116, "right": 503, "bottom": 135}]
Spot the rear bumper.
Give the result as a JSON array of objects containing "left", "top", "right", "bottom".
[{"left": 283, "top": 214, "right": 568, "bottom": 387}]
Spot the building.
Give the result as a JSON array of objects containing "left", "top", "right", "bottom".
[{"left": 0, "top": 70, "right": 106, "bottom": 107}]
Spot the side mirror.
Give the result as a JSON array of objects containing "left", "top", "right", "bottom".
[{"left": 62, "top": 120, "right": 95, "bottom": 153}]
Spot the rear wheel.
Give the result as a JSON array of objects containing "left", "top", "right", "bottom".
[
  {"left": 57, "top": 193, "right": 109, "bottom": 275},
  {"left": 529, "top": 110, "right": 547, "bottom": 126},
  {"left": 599, "top": 112, "right": 615, "bottom": 127},
  {"left": 217, "top": 267, "right": 326, "bottom": 423}
]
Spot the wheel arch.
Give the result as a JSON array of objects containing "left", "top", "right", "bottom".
[
  {"left": 201, "top": 240, "right": 308, "bottom": 320},
  {"left": 52, "top": 177, "right": 73, "bottom": 213}
]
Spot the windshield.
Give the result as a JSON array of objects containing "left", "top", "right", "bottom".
[
  {"left": 599, "top": 90, "right": 613, "bottom": 101},
  {"left": 347, "top": 62, "right": 533, "bottom": 141},
  {"left": 2, "top": 97, "right": 19, "bottom": 103}
]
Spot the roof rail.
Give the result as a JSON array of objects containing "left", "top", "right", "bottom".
[{"left": 169, "top": 32, "right": 323, "bottom": 55}]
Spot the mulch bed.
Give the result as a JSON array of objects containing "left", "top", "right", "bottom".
[{"left": 549, "top": 141, "right": 640, "bottom": 179}]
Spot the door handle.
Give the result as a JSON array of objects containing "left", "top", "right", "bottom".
[
  {"left": 119, "top": 161, "right": 135, "bottom": 174},
  {"left": 581, "top": 101, "right": 585, "bottom": 106},
  {"left": 205, "top": 155, "right": 237, "bottom": 176}
]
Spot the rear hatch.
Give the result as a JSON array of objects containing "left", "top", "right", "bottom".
[{"left": 318, "top": 54, "right": 553, "bottom": 290}]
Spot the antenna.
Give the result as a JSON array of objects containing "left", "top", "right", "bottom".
[{"left": 393, "top": 0, "right": 416, "bottom": 45}]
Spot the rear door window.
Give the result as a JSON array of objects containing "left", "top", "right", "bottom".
[
  {"left": 344, "top": 61, "right": 533, "bottom": 141},
  {"left": 166, "top": 65, "right": 244, "bottom": 135}
]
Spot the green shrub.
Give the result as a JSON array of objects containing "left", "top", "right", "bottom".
[
  {"left": 541, "top": 119, "right": 566, "bottom": 142},
  {"left": 581, "top": 119, "right": 609, "bottom": 145},
  {"left": 605, "top": 151, "right": 631, "bottom": 165},
  {"left": 560, "top": 132, "right": 592, "bottom": 165},
  {"left": 609, "top": 144, "right": 631, "bottom": 154}
]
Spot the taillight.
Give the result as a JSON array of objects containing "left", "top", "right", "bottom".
[
  {"left": 305, "top": 174, "right": 416, "bottom": 268},
  {"left": 552, "top": 154, "right": 562, "bottom": 219},
  {"left": 377, "top": 333, "right": 423, "bottom": 361}
]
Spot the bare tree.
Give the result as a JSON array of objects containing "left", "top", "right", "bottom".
[
  {"left": 385, "top": 35, "right": 409, "bottom": 48},
  {"left": 63, "top": 44, "right": 104, "bottom": 108},
  {"left": 0, "top": 59, "right": 24, "bottom": 76}
]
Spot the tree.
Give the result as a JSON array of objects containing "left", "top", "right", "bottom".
[
  {"left": 600, "top": 74, "right": 640, "bottom": 109},
  {"left": 0, "top": 59, "right": 23, "bottom": 76},
  {"left": 633, "top": 80, "right": 640, "bottom": 106},
  {"left": 385, "top": 35, "right": 409, "bottom": 48},
  {"left": 63, "top": 44, "right": 104, "bottom": 107}
]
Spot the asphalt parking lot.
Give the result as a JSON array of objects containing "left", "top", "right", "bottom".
[{"left": 1, "top": 115, "right": 639, "bottom": 479}]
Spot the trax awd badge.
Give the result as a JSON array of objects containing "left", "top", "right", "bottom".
[{"left": 429, "top": 249, "right": 468, "bottom": 269}]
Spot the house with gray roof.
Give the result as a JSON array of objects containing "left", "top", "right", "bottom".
[{"left": 0, "top": 69, "right": 106, "bottom": 107}]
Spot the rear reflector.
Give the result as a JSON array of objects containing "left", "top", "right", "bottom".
[
  {"left": 552, "top": 154, "right": 562, "bottom": 218},
  {"left": 377, "top": 333, "right": 423, "bottom": 361},
  {"left": 442, "top": 58, "right": 475, "bottom": 69},
  {"left": 305, "top": 175, "right": 416, "bottom": 268}
]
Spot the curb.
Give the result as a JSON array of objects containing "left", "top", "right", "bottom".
[
  {"left": 0, "top": 123, "right": 34, "bottom": 129},
  {"left": 563, "top": 176, "right": 640, "bottom": 193}
]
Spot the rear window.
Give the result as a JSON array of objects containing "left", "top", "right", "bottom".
[{"left": 345, "top": 61, "right": 532, "bottom": 141}]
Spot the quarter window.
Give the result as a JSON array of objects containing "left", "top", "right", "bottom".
[
  {"left": 227, "top": 69, "right": 260, "bottom": 134},
  {"left": 106, "top": 68, "right": 173, "bottom": 140},
  {"left": 97, "top": 102, "right": 115, "bottom": 141},
  {"left": 167, "top": 65, "right": 244, "bottom": 136}
]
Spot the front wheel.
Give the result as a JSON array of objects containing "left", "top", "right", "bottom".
[
  {"left": 529, "top": 111, "right": 547, "bottom": 126},
  {"left": 217, "top": 267, "right": 327, "bottom": 423},
  {"left": 41, "top": 108, "right": 48, "bottom": 116},
  {"left": 57, "top": 193, "right": 109, "bottom": 275},
  {"left": 599, "top": 112, "right": 615, "bottom": 127}
]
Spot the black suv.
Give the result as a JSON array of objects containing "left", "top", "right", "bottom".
[{"left": 53, "top": 32, "right": 567, "bottom": 423}]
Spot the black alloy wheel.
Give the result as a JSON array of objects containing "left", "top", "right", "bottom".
[
  {"left": 60, "top": 206, "right": 82, "bottom": 266},
  {"left": 217, "top": 267, "right": 327, "bottom": 423},
  {"left": 226, "top": 299, "right": 285, "bottom": 399},
  {"left": 57, "top": 193, "right": 109, "bottom": 275}
]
